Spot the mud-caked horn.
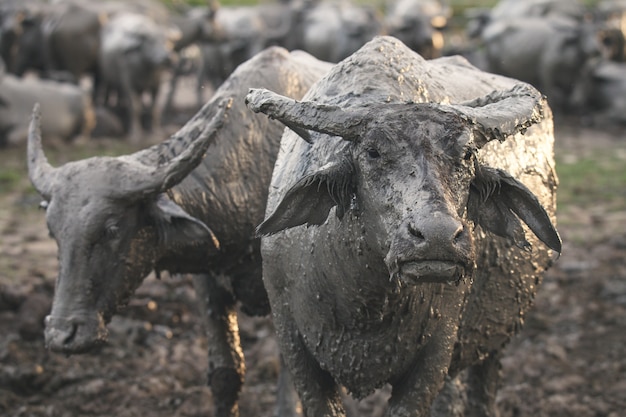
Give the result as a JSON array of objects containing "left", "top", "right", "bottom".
[
  {"left": 122, "top": 97, "right": 232, "bottom": 198},
  {"left": 447, "top": 83, "right": 546, "bottom": 148},
  {"left": 27, "top": 103, "right": 58, "bottom": 200},
  {"left": 245, "top": 88, "right": 367, "bottom": 142}
]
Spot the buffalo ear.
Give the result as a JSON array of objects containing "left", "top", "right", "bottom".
[
  {"left": 468, "top": 166, "right": 562, "bottom": 253},
  {"left": 257, "top": 159, "right": 354, "bottom": 236},
  {"left": 150, "top": 194, "right": 220, "bottom": 249}
]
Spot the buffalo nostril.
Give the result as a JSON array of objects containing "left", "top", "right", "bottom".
[
  {"left": 408, "top": 222, "right": 425, "bottom": 240},
  {"left": 63, "top": 323, "right": 79, "bottom": 345},
  {"left": 453, "top": 225, "right": 465, "bottom": 243},
  {"left": 45, "top": 316, "right": 80, "bottom": 349}
]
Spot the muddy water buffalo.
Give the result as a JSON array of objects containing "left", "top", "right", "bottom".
[
  {"left": 98, "top": 12, "right": 175, "bottom": 141},
  {"left": 0, "top": 74, "right": 92, "bottom": 146},
  {"left": 28, "top": 47, "right": 331, "bottom": 417},
  {"left": 481, "top": 16, "right": 607, "bottom": 111},
  {"left": 384, "top": 0, "right": 451, "bottom": 59},
  {"left": 0, "top": 1, "right": 101, "bottom": 85},
  {"left": 246, "top": 36, "right": 561, "bottom": 417},
  {"left": 294, "top": 1, "right": 382, "bottom": 63},
  {"left": 575, "top": 58, "right": 626, "bottom": 125}
]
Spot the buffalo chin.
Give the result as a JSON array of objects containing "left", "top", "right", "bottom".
[{"left": 396, "top": 261, "right": 467, "bottom": 284}]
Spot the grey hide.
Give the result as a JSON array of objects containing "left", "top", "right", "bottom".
[
  {"left": 0, "top": 74, "right": 92, "bottom": 146},
  {"left": 194, "top": 2, "right": 304, "bottom": 95},
  {"left": 481, "top": 15, "right": 607, "bottom": 111},
  {"left": 295, "top": 1, "right": 383, "bottom": 63},
  {"left": 28, "top": 46, "right": 332, "bottom": 417},
  {"left": 490, "top": 0, "right": 587, "bottom": 21},
  {"left": 466, "top": 0, "right": 588, "bottom": 45},
  {"left": 41, "top": 2, "right": 102, "bottom": 87},
  {"left": 575, "top": 59, "right": 626, "bottom": 125},
  {"left": 246, "top": 36, "right": 561, "bottom": 417},
  {"left": 384, "top": 0, "right": 451, "bottom": 59},
  {"left": 0, "top": 1, "right": 101, "bottom": 84},
  {"left": 98, "top": 12, "right": 174, "bottom": 142}
]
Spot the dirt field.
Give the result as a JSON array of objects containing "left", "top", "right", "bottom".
[{"left": 1, "top": 82, "right": 625, "bottom": 417}]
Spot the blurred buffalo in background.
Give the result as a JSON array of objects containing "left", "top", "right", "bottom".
[
  {"left": 463, "top": 0, "right": 626, "bottom": 114},
  {"left": 0, "top": 0, "right": 623, "bottom": 145},
  {"left": 97, "top": 12, "right": 176, "bottom": 142},
  {"left": 0, "top": 65, "right": 93, "bottom": 147},
  {"left": 384, "top": 0, "right": 451, "bottom": 59}
]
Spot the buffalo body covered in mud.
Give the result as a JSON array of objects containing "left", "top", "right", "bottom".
[
  {"left": 27, "top": 47, "right": 331, "bottom": 417},
  {"left": 246, "top": 36, "right": 561, "bottom": 417}
]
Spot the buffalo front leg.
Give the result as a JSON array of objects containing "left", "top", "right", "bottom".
[
  {"left": 147, "top": 84, "right": 161, "bottom": 133},
  {"left": 273, "top": 315, "right": 344, "bottom": 417},
  {"left": 116, "top": 55, "right": 142, "bottom": 142},
  {"left": 274, "top": 354, "right": 301, "bottom": 417},
  {"left": 430, "top": 375, "right": 466, "bottom": 417},
  {"left": 386, "top": 326, "right": 458, "bottom": 417},
  {"left": 465, "top": 351, "right": 502, "bottom": 417},
  {"left": 162, "top": 61, "right": 183, "bottom": 121},
  {"left": 193, "top": 273, "right": 245, "bottom": 417}
]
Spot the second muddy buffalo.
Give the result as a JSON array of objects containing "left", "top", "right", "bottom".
[
  {"left": 246, "top": 36, "right": 561, "bottom": 417},
  {"left": 27, "top": 47, "right": 331, "bottom": 417}
]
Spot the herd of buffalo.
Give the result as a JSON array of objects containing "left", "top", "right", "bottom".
[
  {"left": 2, "top": 0, "right": 625, "bottom": 147},
  {"left": 3, "top": 0, "right": 625, "bottom": 416}
]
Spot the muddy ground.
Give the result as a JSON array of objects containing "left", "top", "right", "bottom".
[{"left": 0, "top": 75, "right": 625, "bottom": 417}]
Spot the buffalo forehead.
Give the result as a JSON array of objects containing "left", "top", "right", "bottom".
[
  {"left": 54, "top": 156, "right": 151, "bottom": 194},
  {"left": 365, "top": 105, "right": 467, "bottom": 149}
]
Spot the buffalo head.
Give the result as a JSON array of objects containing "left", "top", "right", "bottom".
[
  {"left": 27, "top": 100, "right": 229, "bottom": 353},
  {"left": 246, "top": 84, "right": 561, "bottom": 285}
]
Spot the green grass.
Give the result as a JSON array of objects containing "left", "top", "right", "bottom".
[
  {"left": 556, "top": 149, "right": 626, "bottom": 212},
  {"left": 0, "top": 168, "right": 22, "bottom": 194}
]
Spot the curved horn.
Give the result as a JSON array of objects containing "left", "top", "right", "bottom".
[
  {"left": 245, "top": 88, "right": 366, "bottom": 142},
  {"left": 447, "top": 84, "right": 546, "bottom": 148},
  {"left": 120, "top": 97, "right": 232, "bottom": 198},
  {"left": 27, "top": 103, "right": 58, "bottom": 200}
]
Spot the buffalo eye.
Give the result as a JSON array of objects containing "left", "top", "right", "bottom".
[
  {"left": 366, "top": 147, "right": 381, "bottom": 159},
  {"left": 105, "top": 225, "right": 120, "bottom": 238}
]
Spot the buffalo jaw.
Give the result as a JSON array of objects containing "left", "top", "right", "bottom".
[{"left": 44, "top": 312, "right": 108, "bottom": 354}]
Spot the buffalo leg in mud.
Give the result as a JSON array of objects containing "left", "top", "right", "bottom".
[
  {"left": 430, "top": 375, "right": 466, "bottom": 417},
  {"left": 386, "top": 324, "right": 458, "bottom": 417},
  {"left": 117, "top": 57, "right": 142, "bottom": 142},
  {"left": 274, "top": 355, "right": 301, "bottom": 417},
  {"left": 465, "top": 351, "right": 502, "bottom": 417},
  {"left": 162, "top": 61, "right": 184, "bottom": 121},
  {"left": 275, "top": 315, "right": 345, "bottom": 417},
  {"left": 147, "top": 84, "right": 161, "bottom": 133},
  {"left": 193, "top": 274, "right": 244, "bottom": 417}
]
